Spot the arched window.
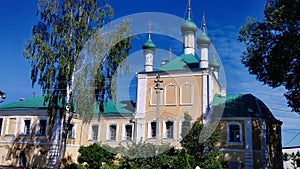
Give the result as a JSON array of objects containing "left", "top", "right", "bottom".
[
  {"left": 164, "top": 83, "right": 177, "bottom": 105},
  {"left": 150, "top": 85, "right": 163, "bottom": 106},
  {"left": 180, "top": 82, "right": 193, "bottom": 105}
]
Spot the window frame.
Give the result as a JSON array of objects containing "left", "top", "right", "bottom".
[
  {"left": 164, "top": 83, "right": 177, "bottom": 106},
  {"left": 150, "top": 85, "right": 163, "bottom": 106},
  {"left": 88, "top": 123, "right": 100, "bottom": 141},
  {"left": 227, "top": 122, "right": 243, "bottom": 145},
  {"left": 180, "top": 82, "right": 194, "bottom": 105},
  {"left": 0, "top": 117, "right": 3, "bottom": 136},
  {"left": 106, "top": 123, "right": 118, "bottom": 141},
  {"left": 122, "top": 123, "right": 134, "bottom": 141},
  {"left": 163, "top": 119, "right": 175, "bottom": 140},
  {"left": 67, "top": 122, "right": 76, "bottom": 140},
  {"left": 19, "top": 117, "right": 31, "bottom": 137},
  {"left": 147, "top": 120, "right": 158, "bottom": 139},
  {"left": 35, "top": 117, "right": 48, "bottom": 137}
]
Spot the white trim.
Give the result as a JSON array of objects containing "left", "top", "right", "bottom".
[
  {"left": 245, "top": 118, "right": 254, "bottom": 169},
  {"left": 106, "top": 123, "right": 118, "bottom": 141},
  {"left": 88, "top": 123, "right": 99, "bottom": 141},
  {"left": 226, "top": 121, "right": 243, "bottom": 145},
  {"left": 150, "top": 85, "right": 163, "bottom": 106},
  {"left": 122, "top": 123, "right": 134, "bottom": 141},
  {"left": 162, "top": 118, "right": 175, "bottom": 139},
  {"left": 20, "top": 117, "right": 32, "bottom": 136},
  {"left": 261, "top": 119, "right": 268, "bottom": 169},
  {"left": 0, "top": 117, "right": 3, "bottom": 136},
  {"left": 136, "top": 76, "right": 146, "bottom": 119},
  {"left": 178, "top": 120, "right": 183, "bottom": 140},
  {"left": 180, "top": 82, "right": 194, "bottom": 105},
  {"left": 5, "top": 116, "right": 18, "bottom": 137},
  {"left": 164, "top": 83, "right": 177, "bottom": 106},
  {"left": 147, "top": 119, "right": 157, "bottom": 139},
  {"left": 35, "top": 117, "right": 48, "bottom": 137},
  {"left": 68, "top": 121, "right": 76, "bottom": 139}
]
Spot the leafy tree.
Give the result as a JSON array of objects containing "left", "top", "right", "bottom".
[
  {"left": 238, "top": 0, "right": 300, "bottom": 112},
  {"left": 23, "top": 0, "right": 131, "bottom": 168},
  {"left": 77, "top": 143, "right": 116, "bottom": 169},
  {"left": 180, "top": 115, "right": 222, "bottom": 169},
  {"left": 118, "top": 143, "right": 178, "bottom": 169},
  {"left": 283, "top": 151, "right": 300, "bottom": 169}
]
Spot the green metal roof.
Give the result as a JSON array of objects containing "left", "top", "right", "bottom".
[
  {"left": 159, "top": 53, "right": 199, "bottom": 71},
  {"left": 212, "top": 94, "right": 282, "bottom": 123},
  {"left": 0, "top": 96, "right": 49, "bottom": 110},
  {"left": 0, "top": 96, "right": 134, "bottom": 115}
]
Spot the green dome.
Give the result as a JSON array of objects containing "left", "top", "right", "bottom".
[
  {"left": 209, "top": 57, "right": 221, "bottom": 69},
  {"left": 142, "top": 38, "right": 156, "bottom": 50},
  {"left": 181, "top": 17, "right": 197, "bottom": 34},
  {"left": 197, "top": 31, "right": 211, "bottom": 48}
]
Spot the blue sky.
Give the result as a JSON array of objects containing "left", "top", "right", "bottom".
[{"left": 0, "top": 0, "right": 299, "bottom": 147}]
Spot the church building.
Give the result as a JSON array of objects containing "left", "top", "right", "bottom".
[{"left": 0, "top": 2, "right": 283, "bottom": 169}]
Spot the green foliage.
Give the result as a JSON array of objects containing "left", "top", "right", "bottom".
[
  {"left": 64, "top": 163, "right": 86, "bottom": 169},
  {"left": 78, "top": 143, "right": 116, "bottom": 169},
  {"left": 118, "top": 143, "right": 179, "bottom": 169},
  {"left": 238, "top": 0, "right": 300, "bottom": 112},
  {"left": 284, "top": 151, "right": 300, "bottom": 169},
  {"left": 24, "top": 0, "right": 131, "bottom": 167},
  {"left": 180, "top": 117, "right": 222, "bottom": 169},
  {"left": 175, "top": 149, "right": 192, "bottom": 169}
]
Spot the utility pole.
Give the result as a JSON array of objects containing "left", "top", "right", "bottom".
[{"left": 154, "top": 74, "right": 163, "bottom": 155}]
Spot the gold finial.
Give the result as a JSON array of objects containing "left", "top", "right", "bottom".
[
  {"left": 148, "top": 20, "right": 152, "bottom": 39},
  {"left": 169, "top": 47, "right": 172, "bottom": 61},
  {"left": 188, "top": 0, "right": 191, "bottom": 18}
]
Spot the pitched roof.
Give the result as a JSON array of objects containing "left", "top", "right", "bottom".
[
  {"left": 212, "top": 94, "right": 282, "bottom": 123},
  {"left": 0, "top": 96, "right": 134, "bottom": 115},
  {"left": 158, "top": 53, "right": 200, "bottom": 71}
]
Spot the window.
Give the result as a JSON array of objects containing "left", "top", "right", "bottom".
[
  {"left": 163, "top": 119, "right": 175, "bottom": 139},
  {"left": 92, "top": 125, "right": 99, "bottom": 141},
  {"left": 151, "top": 121, "right": 156, "bottom": 138},
  {"left": 88, "top": 123, "right": 99, "bottom": 141},
  {"left": 24, "top": 119, "right": 31, "bottom": 135},
  {"left": 20, "top": 118, "right": 31, "bottom": 136},
  {"left": 164, "top": 84, "right": 177, "bottom": 105},
  {"left": 35, "top": 119, "right": 47, "bottom": 136},
  {"left": 125, "top": 125, "right": 132, "bottom": 141},
  {"left": 150, "top": 86, "right": 163, "bottom": 106},
  {"left": 180, "top": 83, "right": 193, "bottom": 105},
  {"left": 6, "top": 117, "right": 17, "bottom": 136},
  {"left": 166, "top": 121, "right": 174, "bottom": 139},
  {"left": 0, "top": 118, "right": 3, "bottom": 136},
  {"left": 227, "top": 122, "right": 242, "bottom": 144},
  {"left": 68, "top": 123, "right": 75, "bottom": 139},
  {"left": 109, "top": 125, "right": 117, "bottom": 141}
]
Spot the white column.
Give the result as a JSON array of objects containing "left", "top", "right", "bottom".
[
  {"left": 144, "top": 50, "right": 154, "bottom": 72},
  {"left": 183, "top": 32, "right": 195, "bottom": 55},
  {"left": 245, "top": 118, "right": 254, "bottom": 169},
  {"left": 200, "top": 47, "right": 209, "bottom": 68},
  {"left": 261, "top": 119, "right": 268, "bottom": 169},
  {"left": 135, "top": 75, "right": 147, "bottom": 142}
]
